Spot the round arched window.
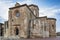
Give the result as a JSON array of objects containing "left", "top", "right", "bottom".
[
  {"left": 16, "top": 12, "right": 20, "bottom": 17},
  {"left": 15, "top": 10, "right": 20, "bottom": 17}
]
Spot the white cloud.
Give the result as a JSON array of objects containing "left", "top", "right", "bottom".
[
  {"left": 39, "top": 7, "right": 60, "bottom": 32},
  {"left": 56, "top": 27, "right": 60, "bottom": 32},
  {"left": 39, "top": 7, "right": 60, "bottom": 18},
  {"left": 0, "top": 0, "right": 33, "bottom": 20},
  {"left": 0, "top": 0, "right": 60, "bottom": 19},
  {"left": 0, "top": 1, "right": 15, "bottom": 20},
  {"left": 18, "top": 0, "right": 33, "bottom": 5},
  {"left": 0, "top": 16, "right": 6, "bottom": 23},
  {"left": 25, "top": 0, "right": 32, "bottom": 1}
]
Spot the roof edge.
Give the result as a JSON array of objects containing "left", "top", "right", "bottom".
[
  {"left": 47, "top": 18, "right": 56, "bottom": 20},
  {"left": 9, "top": 4, "right": 27, "bottom": 9},
  {"left": 29, "top": 4, "right": 39, "bottom": 10},
  {"left": 36, "top": 16, "right": 47, "bottom": 19}
]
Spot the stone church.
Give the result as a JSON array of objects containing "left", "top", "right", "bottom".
[{"left": 0, "top": 3, "right": 56, "bottom": 38}]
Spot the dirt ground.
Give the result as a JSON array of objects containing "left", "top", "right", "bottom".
[{"left": 0, "top": 36, "right": 60, "bottom": 40}]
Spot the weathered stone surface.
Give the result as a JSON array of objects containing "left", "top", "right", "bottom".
[{"left": 1, "top": 3, "right": 56, "bottom": 38}]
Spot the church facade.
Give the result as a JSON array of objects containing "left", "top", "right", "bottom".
[{"left": 0, "top": 3, "right": 56, "bottom": 38}]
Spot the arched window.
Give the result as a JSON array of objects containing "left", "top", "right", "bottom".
[
  {"left": 52, "top": 25, "right": 54, "bottom": 31},
  {"left": 16, "top": 12, "right": 20, "bottom": 17},
  {"left": 52, "top": 25, "right": 54, "bottom": 29},
  {"left": 15, "top": 27, "right": 19, "bottom": 35},
  {"left": 34, "top": 10, "right": 36, "bottom": 16},
  {"left": 15, "top": 10, "right": 20, "bottom": 17}
]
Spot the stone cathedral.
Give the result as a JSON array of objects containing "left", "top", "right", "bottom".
[{"left": 0, "top": 3, "right": 56, "bottom": 38}]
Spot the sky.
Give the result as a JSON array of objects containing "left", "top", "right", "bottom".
[{"left": 0, "top": 0, "right": 60, "bottom": 32}]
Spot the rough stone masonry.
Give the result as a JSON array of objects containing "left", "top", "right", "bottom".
[{"left": 0, "top": 3, "right": 56, "bottom": 38}]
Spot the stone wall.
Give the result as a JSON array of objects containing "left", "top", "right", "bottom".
[
  {"left": 47, "top": 18, "right": 56, "bottom": 37},
  {"left": 30, "top": 16, "right": 49, "bottom": 38}
]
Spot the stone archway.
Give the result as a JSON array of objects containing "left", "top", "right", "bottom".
[{"left": 13, "top": 24, "right": 20, "bottom": 36}]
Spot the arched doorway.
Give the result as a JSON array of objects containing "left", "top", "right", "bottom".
[{"left": 15, "top": 27, "right": 19, "bottom": 35}]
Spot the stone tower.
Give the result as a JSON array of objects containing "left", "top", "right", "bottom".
[{"left": 29, "top": 4, "right": 39, "bottom": 17}]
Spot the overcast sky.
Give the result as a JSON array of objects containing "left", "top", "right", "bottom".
[{"left": 0, "top": 0, "right": 60, "bottom": 32}]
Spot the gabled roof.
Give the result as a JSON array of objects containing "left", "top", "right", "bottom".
[
  {"left": 29, "top": 4, "right": 39, "bottom": 10},
  {"left": 9, "top": 3, "right": 36, "bottom": 17},
  {"left": 9, "top": 4, "right": 27, "bottom": 9}
]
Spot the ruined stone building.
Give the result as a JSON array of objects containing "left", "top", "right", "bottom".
[{"left": 0, "top": 3, "right": 56, "bottom": 38}]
